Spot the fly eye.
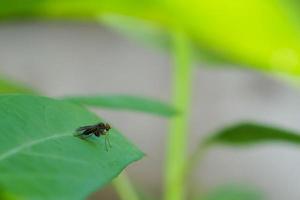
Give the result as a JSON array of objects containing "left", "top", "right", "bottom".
[{"left": 105, "top": 123, "right": 111, "bottom": 130}]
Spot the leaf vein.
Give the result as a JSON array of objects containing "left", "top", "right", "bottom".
[
  {"left": 21, "top": 151, "right": 89, "bottom": 165},
  {"left": 0, "top": 133, "right": 71, "bottom": 161}
]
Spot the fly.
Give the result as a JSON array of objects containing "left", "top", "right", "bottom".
[{"left": 75, "top": 122, "right": 112, "bottom": 151}]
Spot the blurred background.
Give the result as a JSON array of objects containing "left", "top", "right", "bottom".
[{"left": 1, "top": 1, "right": 300, "bottom": 200}]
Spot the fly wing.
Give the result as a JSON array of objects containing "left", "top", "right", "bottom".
[
  {"left": 76, "top": 125, "right": 96, "bottom": 132},
  {"left": 75, "top": 125, "right": 97, "bottom": 137}
]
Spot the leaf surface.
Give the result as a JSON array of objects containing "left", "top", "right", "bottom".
[{"left": 0, "top": 94, "right": 143, "bottom": 200}]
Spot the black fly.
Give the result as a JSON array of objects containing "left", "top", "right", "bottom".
[{"left": 75, "top": 122, "right": 112, "bottom": 151}]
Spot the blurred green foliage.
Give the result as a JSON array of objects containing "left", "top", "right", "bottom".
[
  {"left": 205, "top": 122, "right": 300, "bottom": 146},
  {"left": 0, "top": 76, "right": 35, "bottom": 94},
  {"left": 203, "top": 184, "right": 263, "bottom": 200},
  {"left": 62, "top": 94, "right": 178, "bottom": 117},
  {"left": 186, "top": 121, "right": 300, "bottom": 188},
  {"left": 1, "top": 0, "right": 300, "bottom": 77},
  {"left": 1, "top": 1, "right": 300, "bottom": 200}
]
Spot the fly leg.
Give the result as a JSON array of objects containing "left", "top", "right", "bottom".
[
  {"left": 105, "top": 136, "right": 108, "bottom": 152},
  {"left": 107, "top": 133, "right": 112, "bottom": 148}
]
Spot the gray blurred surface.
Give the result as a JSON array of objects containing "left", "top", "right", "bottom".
[{"left": 0, "top": 21, "right": 300, "bottom": 200}]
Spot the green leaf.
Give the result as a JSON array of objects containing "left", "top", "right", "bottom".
[
  {"left": 0, "top": 76, "right": 36, "bottom": 94},
  {"left": 203, "top": 184, "right": 263, "bottom": 200},
  {"left": 0, "top": 94, "right": 143, "bottom": 200},
  {"left": 62, "top": 94, "right": 177, "bottom": 117},
  {"left": 2, "top": 1, "right": 300, "bottom": 77},
  {"left": 205, "top": 122, "right": 300, "bottom": 146}
]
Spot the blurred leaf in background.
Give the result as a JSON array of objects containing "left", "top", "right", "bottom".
[
  {"left": 0, "top": 75, "right": 35, "bottom": 94},
  {"left": 102, "top": 0, "right": 300, "bottom": 77},
  {"left": 99, "top": 14, "right": 227, "bottom": 63},
  {"left": 187, "top": 122, "right": 300, "bottom": 178},
  {"left": 205, "top": 122, "right": 300, "bottom": 146},
  {"left": 202, "top": 184, "right": 263, "bottom": 200},
  {"left": 2, "top": 1, "right": 300, "bottom": 77},
  {"left": 168, "top": 0, "right": 300, "bottom": 75},
  {"left": 62, "top": 94, "right": 178, "bottom": 117}
]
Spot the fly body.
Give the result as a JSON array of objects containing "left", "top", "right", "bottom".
[{"left": 75, "top": 122, "right": 112, "bottom": 151}]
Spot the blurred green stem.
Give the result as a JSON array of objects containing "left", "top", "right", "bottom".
[
  {"left": 164, "top": 29, "right": 193, "bottom": 200},
  {"left": 113, "top": 171, "right": 139, "bottom": 200}
]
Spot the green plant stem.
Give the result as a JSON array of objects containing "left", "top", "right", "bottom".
[
  {"left": 113, "top": 171, "right": 139, "bottom": 200},
  {"left": 164, "top": 29, "right": 193, "bottom": 200}
]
